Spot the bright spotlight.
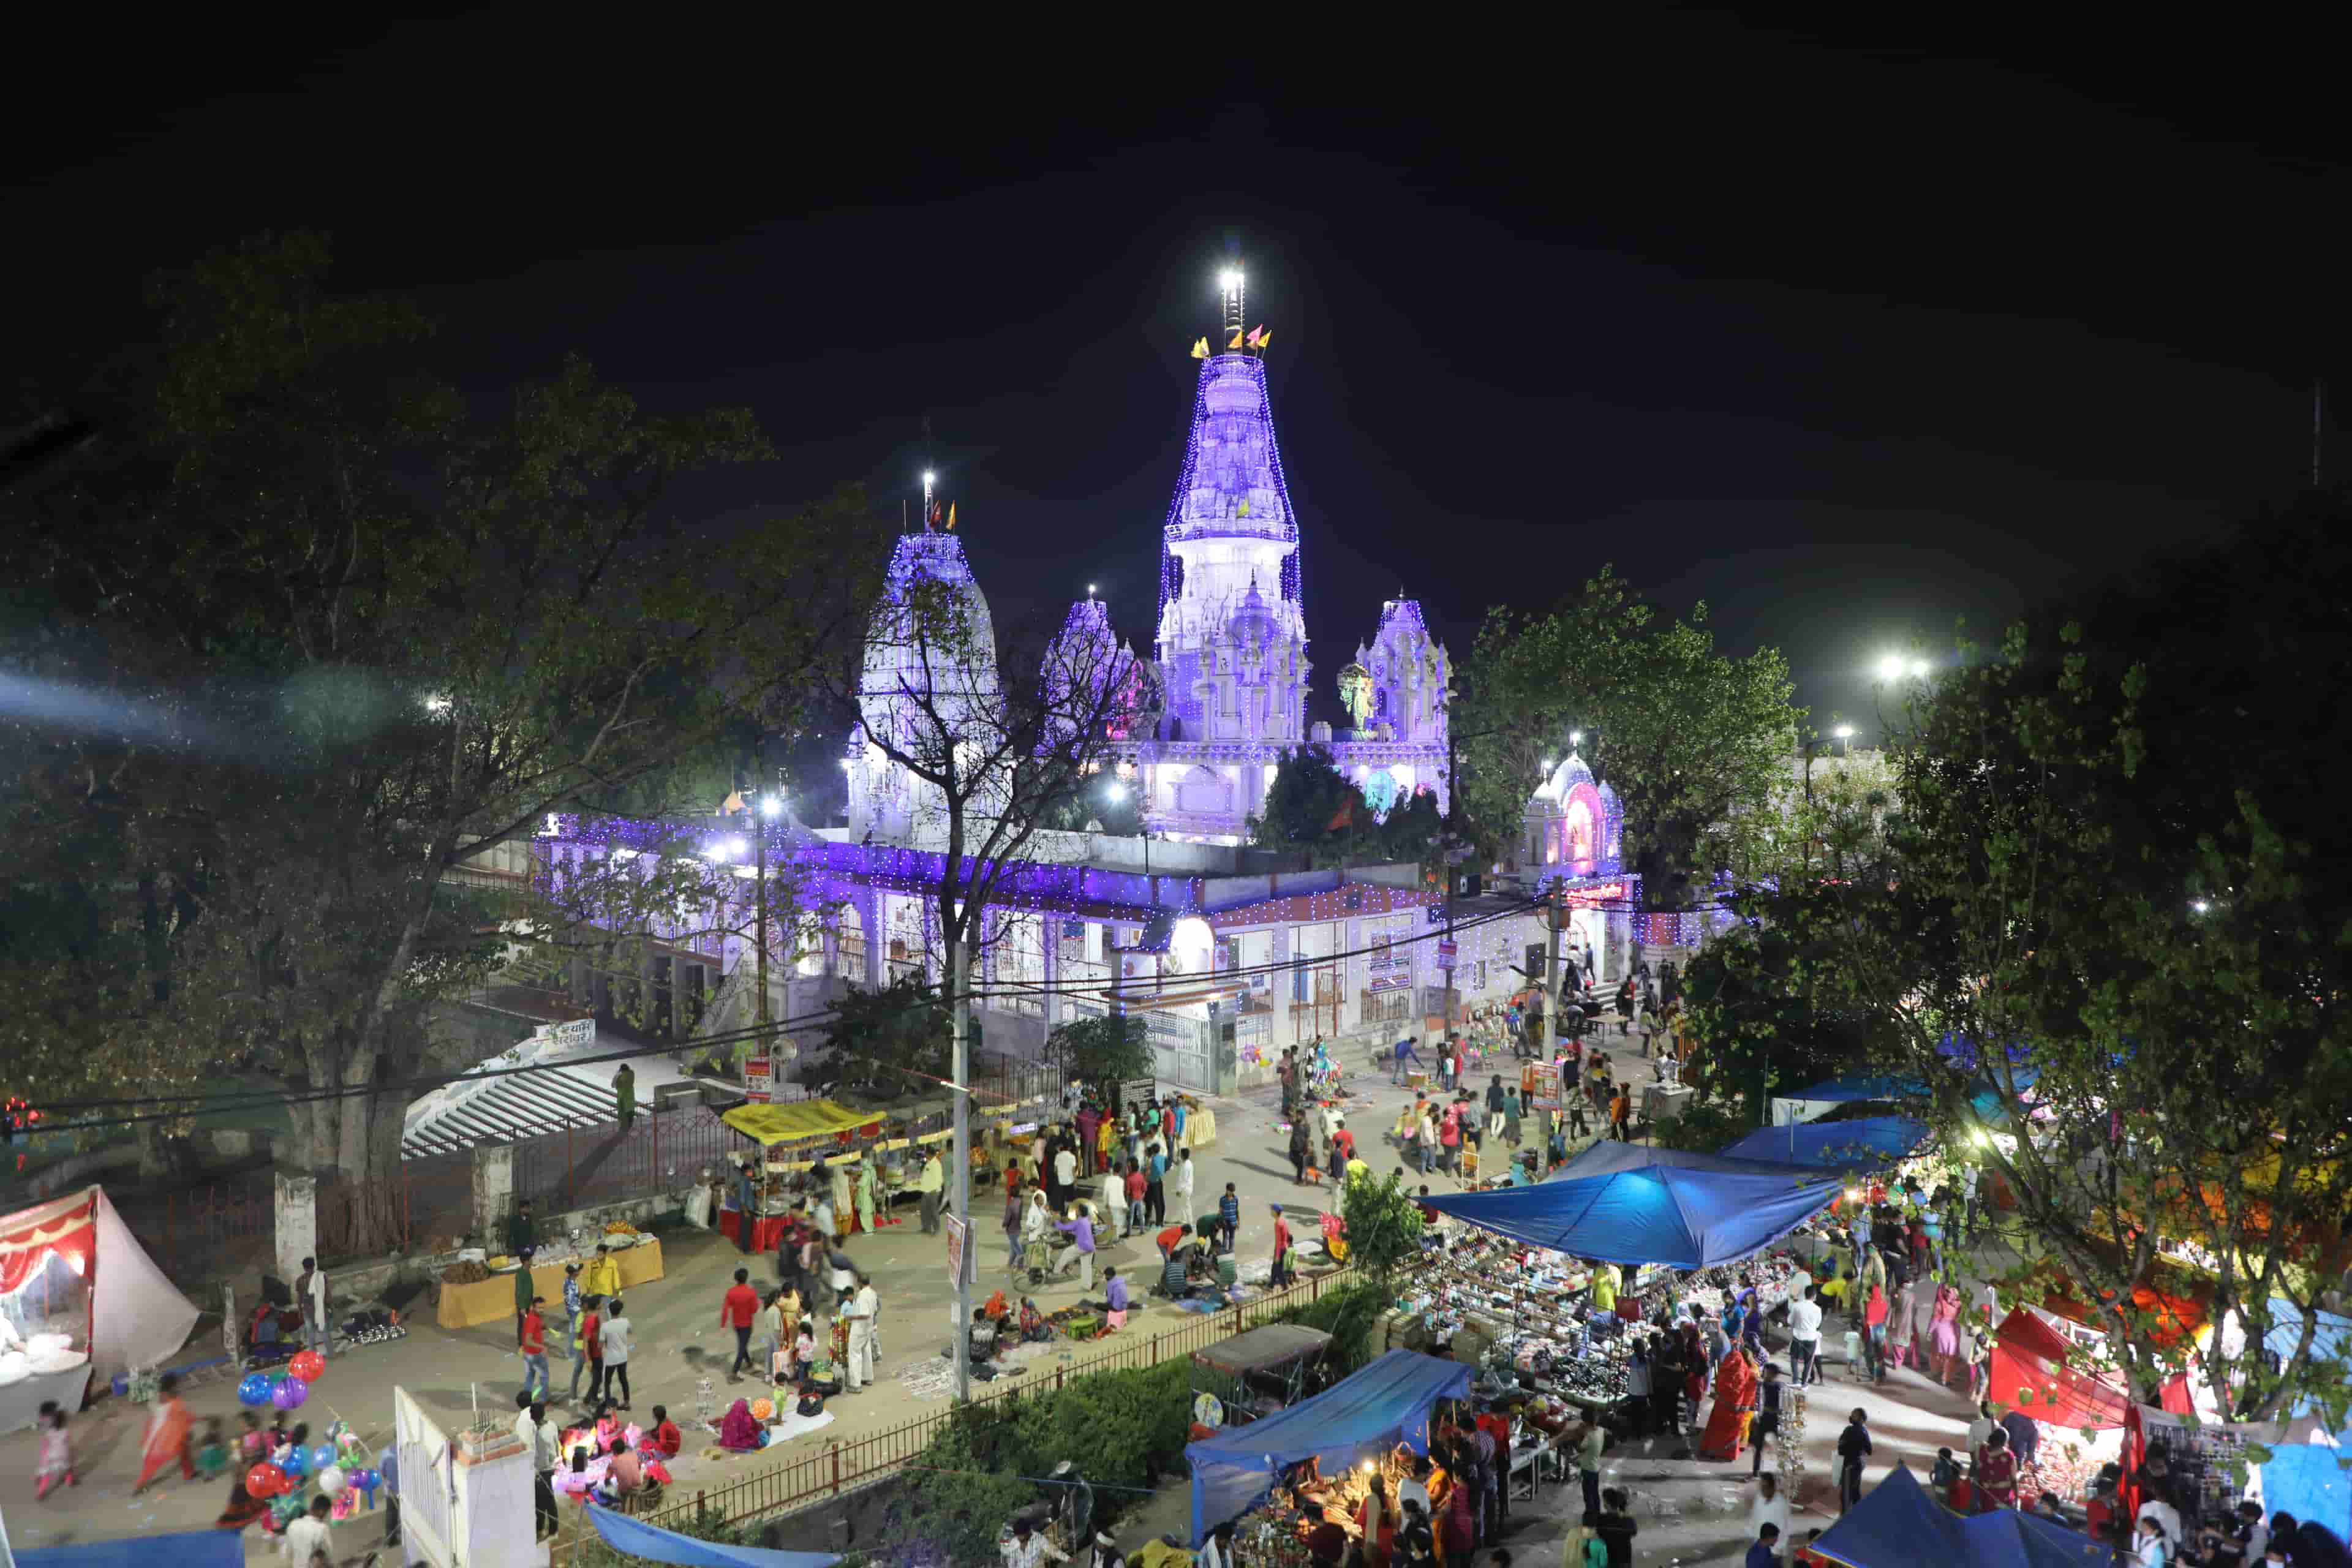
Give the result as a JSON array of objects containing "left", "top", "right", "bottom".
[
  {"left": 1833, "top": 724, "right": 1855, "bottom": 739},
  {"left": 1875, "top": 655, "right": 1906, "bottom": 682},
  {"left": 839, "top": 758, "right": 854, "bottom": 771},
  {"left": 1569, "top": 730, "right": 1584, "bottom": 746},
  {"left": 1218, "top": 270, "right": 1242, "bottom": 291},
  {"left": 759, "top": 794, "right": 782, "bottom": 819},
  {"left": 2190, "top": 899, "right": 2210, "bottom": 914},
  {"left": 1104, "top": 781, "right": 1129, "bottom": 804},
  {"left": 922, "top": 469, "right": 936, "bottom": 486},
  {"left": 1909, "top": 659, "right": 1932, "bottom": 679},
  {"left": 723, "top": 837, "right": 747, "bottom": 860},
  {"left": 424, "top": 695, "right": 451, "bottom": 713}
]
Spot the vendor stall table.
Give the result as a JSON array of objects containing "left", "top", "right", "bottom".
[
  {"left": 435, "top": 1241, "right": 666, "bottom": 1330},
  {"left": 0, "top": 1361, "right": 91, "bottom": 1437},
  {"left": 718, "top": 1210, "right": 790, "bottom": 1252}
]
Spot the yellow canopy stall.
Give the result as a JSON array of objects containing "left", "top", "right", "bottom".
[{"left": 721, "top": 1100, "right": 888, "bottom": 1145}]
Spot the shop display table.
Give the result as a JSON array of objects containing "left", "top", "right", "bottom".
[
  {"left": 434, "top": 1241, "right": 665, "bottom": 1330},
  {"left": 718, "top": 1208, "right": 790, "bottom": 1252},
  {"left": 1506, "top": 1436, "right": 1554, "bottom": 1503},
  {"left": 0, "top": 1362, "right": 90, "bottom": 1436},
  {"left": 1185, "top": 1108, "right": 1220, "bottom": 1150}
]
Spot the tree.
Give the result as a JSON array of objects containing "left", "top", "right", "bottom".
[
  {"left": 0, "top": 235, "right": 884, "bottom": 1242},
  {"left": 814, "top": 972, "right": 952, "bottom": 1098},
  {"left": 821, "top": 529, "right": 1137, "bottom": 1399},
  {"left": 1338, "top": 1171, "right": 1427, "bottom": 1285},
  {"left": 1042, "top": 1012, "right": 1153, "bottom": 1087},
  {"left": 1247, "top": 744, "right": 1447, "bottom": 870},
  {"left": 1754, "top": 500, "right": 2352, "bottom": 1417},
  {"left": 1458, "top": 570, "right": 1800, "bottom": 910}
]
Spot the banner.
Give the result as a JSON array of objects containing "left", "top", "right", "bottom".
[
  {"left": 943, "top": 1215, "right": 974, "bottom": 1289},
  {"left": 743, "top": 1054, "right": 774, "bottom": 1104}
]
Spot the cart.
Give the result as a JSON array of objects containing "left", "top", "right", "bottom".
[{"left": 1188, "top": 1324, "right": 1334, "bottom": 1439}]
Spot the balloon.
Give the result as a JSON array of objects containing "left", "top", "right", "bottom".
[
  {"left": 317, "top": 1464, "right": 348, "bottom": 1497},
  {"left": 246, "top": 1462, "right": 288, "bottom": 1498},
  {"left": 750, "top": 1398, "right": 774, "bottom": 1420},
  {"left": 279, "top": 1446, "right": 309, "bottom": 1479},
  {"left": 273, "top": 1377, "right": 309, "bottom": 1410},
  {"left": 237, "top": 1373, "right": 274, "bottom": 1406},
  {"left": 307, "top": 1443, "right": 337, "bottom": 1474},
  {"left": 288, "top": 1349, "right": 325, "bottom": 1382}
]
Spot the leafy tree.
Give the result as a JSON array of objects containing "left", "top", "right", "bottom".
[
  {"left": 0, "top": 235, "right": 883, "bottom": 1243},
  {"left": 1339, "top": 1170, "right": 1427, "bottom": 1285},
  {"left": 1246, "top": 745, "right": 1446, "bottom": 870},
  {"left": 1043, "top": 1012, "right": 1153, "bottom": 1087},
  {"left": 1751, "top": 501, "right": 2352, "bottom": 1416},
  {"left": 814, "top": 972, "right": 952, "bottom": 1098},
  {"left": 1458, "top": 569, "right": 1800, "bottom": 910}
]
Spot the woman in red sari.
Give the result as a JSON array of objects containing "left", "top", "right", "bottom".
[
  {"left": 1697, "top": 1344, "right": 1756, "bottom": 1461},
  {"left": 132, "top": 1373, "right": 195, "bottom": 1491}
]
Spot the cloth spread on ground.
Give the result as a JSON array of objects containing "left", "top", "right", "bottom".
[{"left": 1185, "top": 1349, "right": 1472, "bottom": 1545}]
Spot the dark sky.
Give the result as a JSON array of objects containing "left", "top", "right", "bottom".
[{"left": 10, "top": 16, "right": 2346, "bottom": 738}]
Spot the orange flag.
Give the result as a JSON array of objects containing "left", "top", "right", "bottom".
[
  {"left": 1227, "top": 328, "right": 1245, "bottom": 350},
  {"left": 945, "top": 503, "right": 958, "bottom": 532}
]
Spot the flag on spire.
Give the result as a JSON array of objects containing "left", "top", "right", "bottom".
[
  {"left": 945, "top": 502, "right": 958, "bottom": 532},
  {"left": 1254, "top": 327, "right": 1272, "bottom": 352},
  {"left": 1227, "top": 328, "right": 1246, "bottom": 350},
  {"left": 1189, "top": 337, "right": 1209, "bottom": 359},
  {"left": 1246, "top": 325, "right": 1265, "bottom": 349}
]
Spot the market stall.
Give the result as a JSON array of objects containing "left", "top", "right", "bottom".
[
  {"left": 1809, "top": 1461, "right": 2100, "bottom": 1568},
  {"left": 1421, "top": 1162, "right": 1842, "bottom": 1267},
  {"left": 1186, "top": 1349, "right": 1471, "bottom": 1545},
  {"left": 434, "top": 1227, "right": 665, "bottom": 1330},
  {"left": 1986, "top": 1308, "right": 2130, "bottom": 1431},
  {"left": 1722, "top": 1115, "right": 1932, "bottom": 1169},
  {"left": 1, "top": 1186, "right": 200, "bottom": 1434},
  {"left": 1191, "top": 1324, "right": 1334, "bottom": 1434},
  {"left": 717, "top": 1099, "right": 893, "bottom": 1245}
]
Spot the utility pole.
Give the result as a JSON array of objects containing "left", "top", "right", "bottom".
[
  {"left": 1442, "top": 718, "right": 1459, "bottom": 1047},
  {"left": 753, "top": 742, "right": 775, "bottom": 1075}
]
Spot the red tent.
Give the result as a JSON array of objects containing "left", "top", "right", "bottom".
[{"left": 1987, "top": 1307, "right": 2130, "bottom": 1429}]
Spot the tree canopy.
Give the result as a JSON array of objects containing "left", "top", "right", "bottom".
[
  {"left": 0, "top": 234, "right": 884, "bottom": 1235},
  {"left": 1739, "top": 500, "right": 2352, "bottom": 1417},
  {"left": 1247, "top": 744, "right": 1448, "bottom": 870},
  {"left": 1457, "top": 569, "right": 1799, "bottom": 908}
]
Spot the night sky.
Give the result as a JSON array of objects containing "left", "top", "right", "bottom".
[{"left": 12, "top": 17, "right": 2345, "bottom": 738}]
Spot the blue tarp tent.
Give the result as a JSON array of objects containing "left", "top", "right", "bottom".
[
  {"left": 1186, "top": 1350, "right": 1471, "bottom": 1544},
  {"left": 1553, "top": 1139, "right": 1811, "bottom": 1180},
  {"left": 1722, "top": 1116, "right": 1932, "bottom": 1169},
  {"left": 1810, "top": 1463, "right": 2108, "bottom": 1568},
  {"left": 1422, "top": 1164, "right": 1840, "bottom": 1267},
  {"left": 1786, "top": 1074, "right": 1926, "bottom": 1103},
  {"left": 586, "top": 1505, "right": 840, "bottom": 1568},
  {"left": 8, "top": 1532, "right": 245, "bottom": 1568}
]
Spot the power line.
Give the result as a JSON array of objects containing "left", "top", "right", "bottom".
[{"left": 17, "top": 892, "right": 1585, "bottom": 1134}]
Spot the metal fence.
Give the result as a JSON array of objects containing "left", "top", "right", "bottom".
[
  {"left": 554, "top": 1265, "right": 1359, "bottom": 1560},
  {"left": 511, "top": 1106, "right": 735, "bottom": 1216},
  {"left": 115, "top": 1167, "right": 277, "bottom": 1287}
]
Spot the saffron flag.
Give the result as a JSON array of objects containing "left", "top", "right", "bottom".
[
  {"left": 1227, "top": 328, "right": 1245, "bottom": 349},
  {"left": 1190, "top": 337, "right": 1209, "bottom": 359},
  {"left": 945, "top": 503, "right": 957, "bottom": 531},
  {"left": 1327, "top": 798, "right": 1355, "bottom": 832},
  {"left": 1256, "top": 328, "right": 1272, "bottom": 351},
  {"left": 1236, "top": 499, "right": 1251, "bottom": 516}
]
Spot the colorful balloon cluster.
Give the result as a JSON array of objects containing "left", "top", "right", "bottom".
[{"left": 236, "top": 1349, "right": 326, "bottom": 1414}]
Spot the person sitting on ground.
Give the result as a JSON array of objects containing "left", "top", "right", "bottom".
[
  {"left": 1088, "top": 1268, "right": 1130, "bottom": 1318},
  {"left": 716, "top": 1399, "right": 764, "bottom": 1452},
  {"left": 645, "top": 1405, "right": 682, "bottom": 1458}
]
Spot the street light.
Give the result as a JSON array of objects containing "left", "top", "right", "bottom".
[
  {"left": 759, "top": 794, "right": 783, "bottom": 819},
  {"left": 1103, "top": 780, "right": 1129, "bottom": 804},
  {"left": 1569, "top": 729, "right": 1583, "bottom": 747},
  {"left": 1875, "top": 654, "right": 1907, "bottom": 682}
]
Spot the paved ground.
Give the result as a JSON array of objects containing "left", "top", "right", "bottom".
[{"left": 0, "top": 1030, "right": 2017, "bottom": 1564}]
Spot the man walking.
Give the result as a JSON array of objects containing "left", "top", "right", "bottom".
[
  {"left": 720, "top": 1267, "right": 760, "bottom": 1381},
  {"left": 600, "top": 1297, "right": 634, "bottom": 1409},
  {"left": 614, "top": 1063, "right": 636, "bottom": 1132},
  {"left": 1787, "top": 1285, "right": 1823, "bottom": 1387},
  {"left": 843, "top": 1272, "right": 880, "bottom": 1392},
  {"left": 519, "top": 1295, "right": 549, "bottom": 1401},
  {"left": 1836, "top": 1408, "right": 1872, "bottom": 1513},
  {"left": 917, "top": 1148, "right": 944, "bottom": 1234},
  {"left": 1268, "top": 1205, "right": 1292, "bottom": 1289}
]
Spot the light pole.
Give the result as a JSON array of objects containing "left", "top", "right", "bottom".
[{"left": 1833, "top": 723, "right": 1855, "bottom": 755}]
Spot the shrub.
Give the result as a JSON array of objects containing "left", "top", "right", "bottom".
[{"left": 1266, "top": 1280, "right": 1389, "bottom": 1374}]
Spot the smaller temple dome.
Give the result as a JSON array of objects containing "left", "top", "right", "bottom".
[{"left": 1226, "top": 574, "right": 1277, "bottom": 647}]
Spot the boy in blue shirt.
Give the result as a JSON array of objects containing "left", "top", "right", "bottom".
[{"left": 1217, "top": 1183, "right": 1241, "bottom": 1254}]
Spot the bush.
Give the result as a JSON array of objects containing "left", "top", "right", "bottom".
[
  {"left": 1653, "top": 1098, "right": 1750, "bottom": 1154},
  {"left": 1265, "top": 1280, "right": 1389, "bottom": 1374}
]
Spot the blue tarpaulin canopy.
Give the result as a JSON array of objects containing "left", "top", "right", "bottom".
[
  {"left": 1552, "top": 1140, "right": 1810, "bottom": 1179},
  {"left": 1722, "top": 1116, "right": 1932, "bottom": 1169},
  {"left": 1186, "top": 1350, "right": 1471, "bottom": 1544},
  {"left": 1786, "top": 1074, "right": 1926, "bottom": 1103},
  {"left": 9, "top": 1532, "right": 246, "bottom": 1568},
  {"left": 1422, "top": 1164, "right": 1841, "bottom": 1267},
  {"left": 1810, "top": 1463, "right": 2108, "bottom": 1568},
  {"left": 586, "top": 1505, "right": 840, "bottom": 1568}
]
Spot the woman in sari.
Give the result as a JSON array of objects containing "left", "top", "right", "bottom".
[
  {"left": 216, "top": 1478, "right": 271, "bottom": 1530},
  {"left": 1697, "top": 1344, "right": 1756, "bottom": 1461},
  {"left": 853, "top": 1160, "right": 876, "bottom": 1235},
  {"left": 715, "top": 1398, "right": 764, "bottom": 1452},
  {"left": 829, "top": 1160, "right": 856, "bottom": 1241},
  {"left": 1679, "top": 1321, "right": 1708, "bottom": 1430},
  {"left": 132, "top": 1373, "right": 195, "bottom": 1491}
]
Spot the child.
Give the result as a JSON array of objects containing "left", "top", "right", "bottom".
[
  {"left": 33, "top": 1401, "right": 74, "bottom": 1498},
  {"left": 195, "top": 1416, "right": 230, "bottom": 1480},
  {"left": 1218, "top": 1182, "right": 1242, "bottom": 1253},
  {"left": 645, "top": 1404, "right": 682, "bottom": 1458},
  {"left": 239, "top": 1410, "right": 269, "bottom": 1463},
  {"left": 1018, "top": 1297, "right": 1050, "bottom": 1342},
  {"left": 1931, "top": 1446, "right": 1961, "bottom": 1503},
  {"left": 268, "top": 1411, "right": 292, "bottom": 1457}
]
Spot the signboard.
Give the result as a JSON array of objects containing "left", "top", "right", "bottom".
[
  {"left": 536, "top": 1017, "right": 595, "bottom": 1053},
  {"left": 742, "top": 1054, "right": 774, "bottom": 1104},
  {"left": 943, "top": 1214, "right": 975, "bottom": 1289},
  {"left": 1436, "top": 940, "right": 1457, "bottom": 967},
  {"left": 1561, "top": 880, "right": 1629, "bottom": 909}
]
